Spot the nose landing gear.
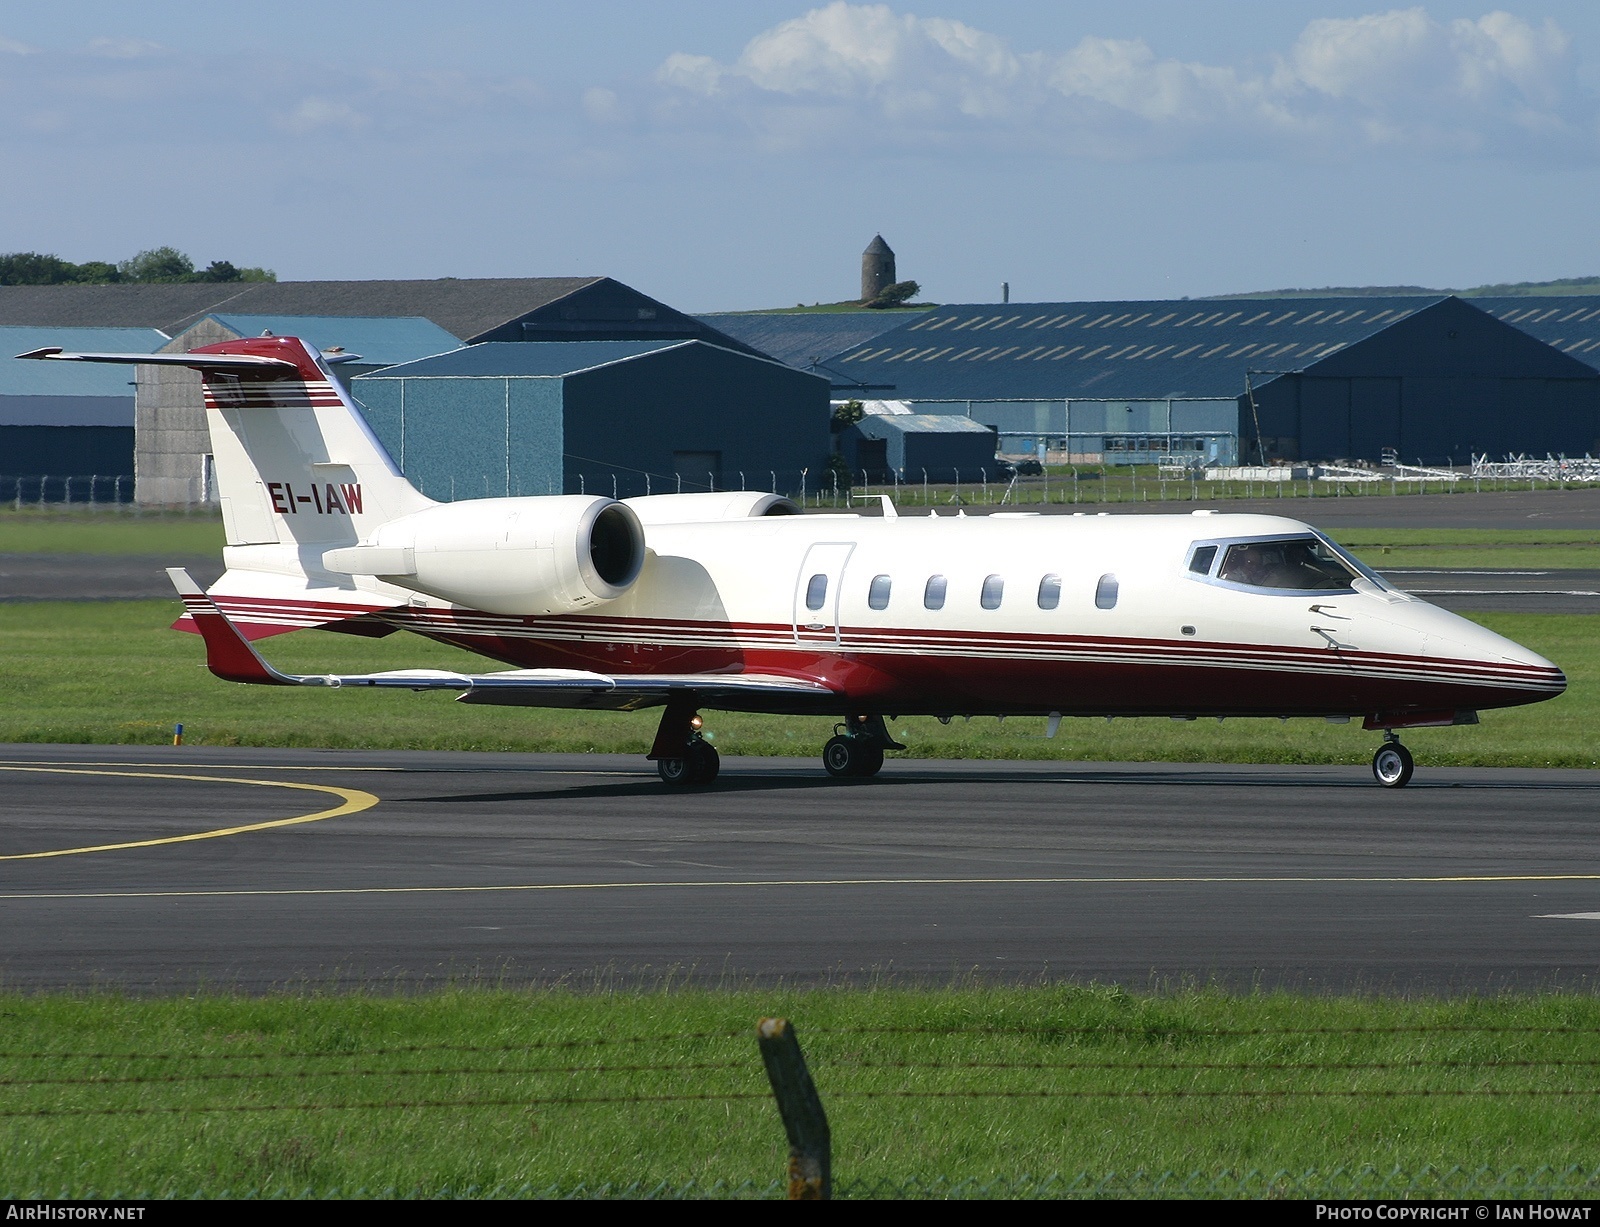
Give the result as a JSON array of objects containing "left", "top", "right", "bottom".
[
  {"left": 822, "top": 714, "right": 905, "bottom": 779},
  {"left": 1371, "top": 731, "right": 1414, "bottom": 789},
  {"left": 650, "top": 698, "right": 720, "bottom": 786}
]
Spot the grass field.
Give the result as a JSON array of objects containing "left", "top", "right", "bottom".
[
  {"left": 0, "top": 509, "right": 224, "bottom": 555},
  {"left": 2, "top": 511, "right": 1597, "bottom": 570},
  {"left": 0, "top": 600, "right": 1592, "bottom": 767},
  {"left": 4, "top": 988, "right": 1600, "bottom": 1198}
]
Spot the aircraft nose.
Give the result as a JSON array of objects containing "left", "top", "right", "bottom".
[{"left": 1409, "top": 604, "right": 1566, "bottom": 699}]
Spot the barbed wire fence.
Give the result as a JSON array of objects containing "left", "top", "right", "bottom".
[{"left": 6, "top": 1019, "right": 1600, "bottom": 1200}]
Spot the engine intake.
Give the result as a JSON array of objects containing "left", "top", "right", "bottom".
[{"left": 323, "top": 495, "right": 645, "bottom": 616}]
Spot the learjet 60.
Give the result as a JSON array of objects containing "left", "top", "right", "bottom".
[{"left": 19, "top": 336, "right": 1566, "bottom": 787}]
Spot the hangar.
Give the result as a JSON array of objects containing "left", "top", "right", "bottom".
[
  {"left": 782, "top": 295, "right": 1600, "bottom": 466},
  {"left": 0, "top": 325, "right": 165, "bottom": 499},
  {"left": 352, "top": 340, "right": 830, "bottom": 501},
  {"left": 0, "top": 277, "right": 759, "bottom": 503}
]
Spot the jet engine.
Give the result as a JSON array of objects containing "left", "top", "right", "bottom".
[
  {"left": 322, "top": 495, "right": 645, "bottom": 616},
  {"left": 624, "top": 491, "right": 799, "bottom": 524}
]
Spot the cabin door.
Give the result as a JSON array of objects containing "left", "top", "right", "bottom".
[{"left": 793, "top": 542, "right": 856, "bottom": 646}]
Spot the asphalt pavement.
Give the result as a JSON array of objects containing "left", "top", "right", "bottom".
[{"left": 4, "top": 746, "right": 1600, "bottom": 994}]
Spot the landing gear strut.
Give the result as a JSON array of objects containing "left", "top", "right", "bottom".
[
  {"left": 1371, "top": 731, "right": 1414, "bottom": 789},
  {"left": 822, "top": 715, "right": 904, "bottom": 779},
  {"left": 650, "top": 698, "right": 719, "bottom": 786}
]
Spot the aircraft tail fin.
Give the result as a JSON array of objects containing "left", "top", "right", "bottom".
[{"left": 18, "top": 336, "right": 433, "bottom": 548}]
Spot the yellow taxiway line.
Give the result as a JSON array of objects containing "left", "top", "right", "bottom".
[{"left": 0, "top": 766, "right": 379, "bottom": 861}]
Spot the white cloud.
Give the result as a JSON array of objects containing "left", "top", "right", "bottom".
[
  {"left": 85, "top": 36, "right": 167, "bottom": 59},
  {"left": 284, "top": 97, "right": 369, "bottom": 134},
  {"left": 582, "top": 86, "right": 627, "bottom": 124},
  {"left": 655, "top": 3, "right": 1587, "bottom": 158},
  {"left": 0, "top": 34, "right": 38, "bottom": 54}
]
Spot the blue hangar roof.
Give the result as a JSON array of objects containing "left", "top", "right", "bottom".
[
  {"left": 1474, "top": 297, "right": 1600, "bottom": 371},
  {"left": 202, "top": 314, "right": 461, "bottom": 366},
  {"left": 2, "top": 325, "right": 167, "bottom": 400},
  {"left": 820, "top": 297, "right": 1467, "bottom": 401},
  {"left": 353, "top": 340, "right": 697, "bottom": 380},
  {"left": 695, "top": 311, "right": 911, "bottom": 369}
]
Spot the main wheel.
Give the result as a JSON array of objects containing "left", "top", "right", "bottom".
[
  {"left": 687, "top": 740, "right": 720, "bottom": 784},
  {"left": 1372, "top": 742, "right": 1414, "bottom": 788},
  {"left": 854, "top": 743, "right": 885, "bottom": 777},
  {"left": 823, "top": 736, "right": 883, "bottom": 778},
  {"left": 823, "top": 735, "right": 860, "bottom": 778}
]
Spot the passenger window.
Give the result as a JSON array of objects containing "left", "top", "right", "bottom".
[
  {"left": 1095, "top": 574, "right": 1118, "bottom": 609},
  {"left": 1037, "top": 574, "right": 1061, "bottom": 610},
  {"left": 980, "top": 574, "right": 1004, "bottom": 610},
  {"left": 924, "top": 575, "right": 947, "bottom": 610},
  {"left": 868, "top": 574, "right": 891, "bottom": 610},
  {"left": 805, "top": 573, "right": 828, "bottom": 611},
  {"left": 1188, "top": 545, "right": 1217, "bottom": 576}
]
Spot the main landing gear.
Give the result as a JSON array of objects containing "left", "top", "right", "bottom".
[
  {"left": 823, "top": 715, "right": 905, "bottom": 780},
  {"left": 1371, "top": 731, "right": 1414, "bottom": 789},
  {"left": 650, "top": 699, "right": 719, "bottom": 787}
]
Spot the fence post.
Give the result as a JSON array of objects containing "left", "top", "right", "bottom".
[{"left": 757, "top": 1017, "right": 830, "bottom": 1200}]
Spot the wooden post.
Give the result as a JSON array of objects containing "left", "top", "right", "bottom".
[{"left": 757, "top": 1017, "right": 831, "bottom": 1200}]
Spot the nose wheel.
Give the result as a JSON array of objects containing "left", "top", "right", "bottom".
[
  {"left": 657, "top": 738, "right": 720, "bottom": 786},
  {"left": 1372, "top": 739, "right": 1414, "bottom": 788}
]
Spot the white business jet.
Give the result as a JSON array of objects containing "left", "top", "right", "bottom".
[{"left": 19, "top": 336, "right": 1565, "bottom": 788}]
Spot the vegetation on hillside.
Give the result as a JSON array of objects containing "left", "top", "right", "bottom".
[{"left": 1211, "top": 274, "right": 1600, "bottom": 300}]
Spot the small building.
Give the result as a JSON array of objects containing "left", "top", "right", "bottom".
[
  {"left": 352, "top": 340, "right": 830, "bottom": 501},
  {"left": 0, "top": 325, "right": 167, "bottom": 499},
  {"left": 837, "top": 413, "right": 999, "bottom": 483}
]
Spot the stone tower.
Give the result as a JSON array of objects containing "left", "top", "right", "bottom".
[{"left": 861, "top": 234, "right": 895, "bottom": 303}]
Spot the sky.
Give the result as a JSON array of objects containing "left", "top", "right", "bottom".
[{"left": 4, "top": 1, "right": 1600, "bottom": 310}]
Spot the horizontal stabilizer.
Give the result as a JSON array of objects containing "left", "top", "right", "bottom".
[{"left": 16, "top": 347, "right": 299, "bottom": 375}]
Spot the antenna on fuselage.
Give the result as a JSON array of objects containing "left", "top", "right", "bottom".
[{"left": 850, "top": 493, "right": 898, "bottom": 519}]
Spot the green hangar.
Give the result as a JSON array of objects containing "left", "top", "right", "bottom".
[
  {"left": 352, "top": 340, "right": 830, "bottom": 500},
  {"left": 793, "top": 295, "right": 1600, "bottom": 466}
]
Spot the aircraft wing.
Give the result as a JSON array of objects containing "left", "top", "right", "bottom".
[{"left": 167, "top": 568, "right": 838, "bottom": 711}]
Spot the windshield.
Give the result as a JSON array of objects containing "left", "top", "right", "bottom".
[{"left": 1214, "top": 536, "right": 1358, "bottom": 592}]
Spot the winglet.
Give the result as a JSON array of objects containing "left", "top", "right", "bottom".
[{"left": 165, "top": 568, "right": 298, "bottom": 686}]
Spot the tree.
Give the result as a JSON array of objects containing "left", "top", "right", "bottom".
[
  {"left": 831, "top": 399, "right": 865, "bottom": 431},
  {"left": 69, "top": 261, "right": 120, "bottom": 284},
  {"left": 865, "top": 279, "right": 920, "bottom": 309},
  {"left": 0, "top": 252, "right": 78, "bottom": 285},
  {"left": 118, "top": 246, "right": 195, "bottom": 283},
  {"left": 199, "top": 260, "right": 240, "bottom": 283}
]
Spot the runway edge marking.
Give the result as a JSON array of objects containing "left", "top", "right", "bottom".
[{"left": 0, "top": 767, "right": 379, "bottom": 861}]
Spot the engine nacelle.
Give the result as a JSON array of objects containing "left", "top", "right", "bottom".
[
  {"left": 323, "top": 495, "right": 645, "bottom": 616},
  {"left": 624, "top": 491, "right": 799, "bottom": 524}
]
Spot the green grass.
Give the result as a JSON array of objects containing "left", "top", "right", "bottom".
[
  {"left": 0, "top": 508, "right": 223, "bottom": 555},
  {"left": 1328, "top": 530, "right": 1600, "bottom": 572},
  {"left": 4, "top": 988, "right": 1600, "bottom": 1197},
  {"left": 0, "top": 601, "right": 1592, "bottom": 767}
]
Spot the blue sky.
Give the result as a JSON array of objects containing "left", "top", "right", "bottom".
[{"left": 4, "top": 2, "right": 1600, "bottom": 309}]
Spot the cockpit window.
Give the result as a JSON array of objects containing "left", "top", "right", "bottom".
[{"left": 1216, "top": 537, "right": 1358, "bottom": 592}]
